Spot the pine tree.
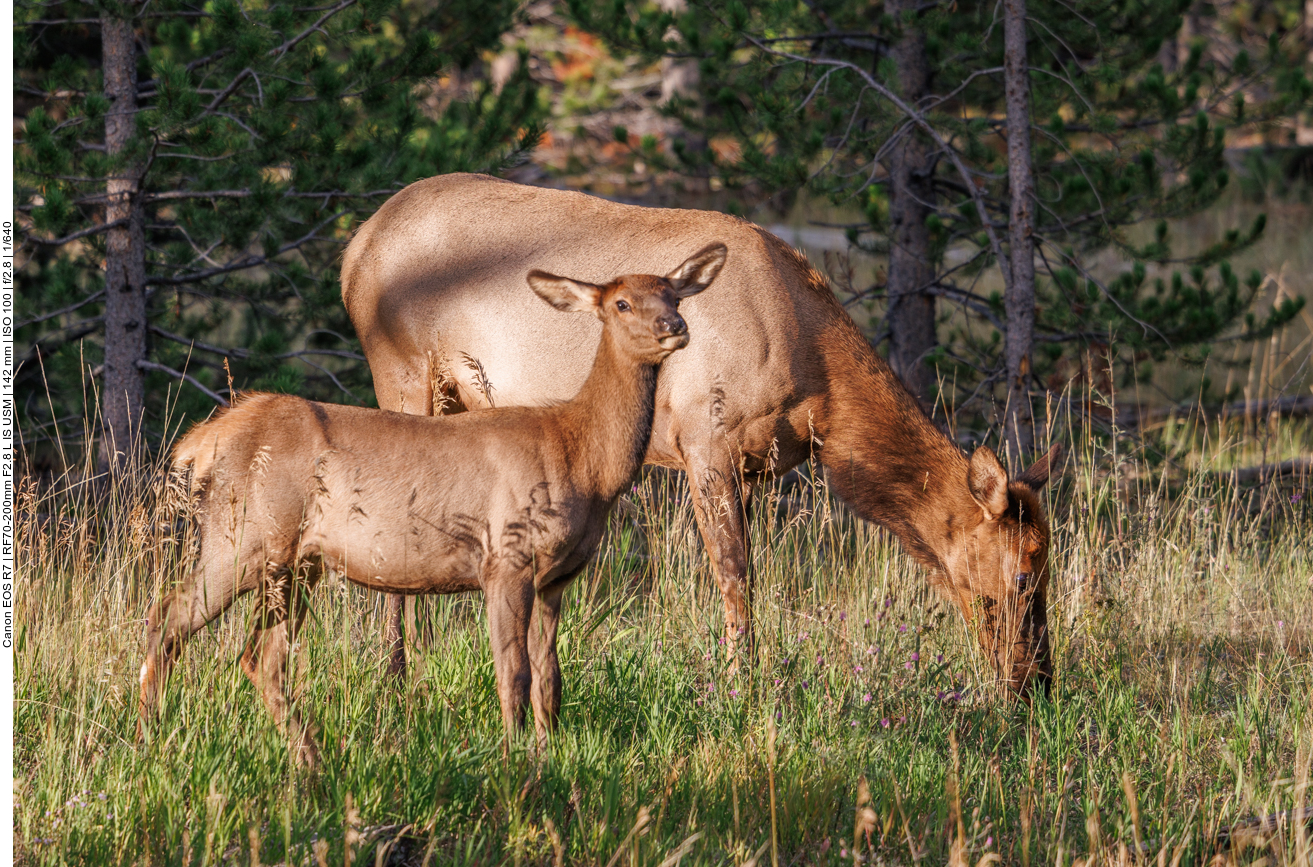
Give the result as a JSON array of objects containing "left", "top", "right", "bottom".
[
  {"left": 15, "top": 0, "right": 542, "bottom": 467},
  {"left": 568, "top": 0, "right": 1308, "bottom": 455}
]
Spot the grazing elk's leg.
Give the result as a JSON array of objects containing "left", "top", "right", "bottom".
[
  {"left": 528, "top": 580, "right": 570, "bottom": 745},
  {"left": 484, "top": 569, "right": 536, "bottom": 739},
  {"left": 240, "top": 571, "right": 320, "bottom": 768},
  {"left": 139, "top": 546, "right": 257, "bottom": 736},
  {"left": 383, "top": 593, "right": 407, "bottom": 677},
  {"left": 683, "top": 448, "right": 754, "bottom": 668},
  {"left": 383, "top": 375, "right": 440, "bottom": 678}
]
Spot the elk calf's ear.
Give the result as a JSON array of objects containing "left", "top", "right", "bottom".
[
  {"left": 967, "top": 446, "right": 1010, "bottom": 520},
  {"left": 1019, "top": 443, "right": 1062, "bottom": 491},
  {"left": 666, "top": 243, "right": 728, "bottom": 298},
  {"left": 527, "top": 271, "right": 604, "bottom": 314}
]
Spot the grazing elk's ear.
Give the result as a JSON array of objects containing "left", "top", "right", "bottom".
[
  {"left": 1019, "top": 443, "right": 1062, "bottom": 491},
  {"left": 666, "top": 243, "right": 728, "bottom": 298},
  {"left": 967, "top": 446, "right": 1010, "bottom": 521},
  {"left": 526, "top": 270, "right": 604, "bottom": 313}
]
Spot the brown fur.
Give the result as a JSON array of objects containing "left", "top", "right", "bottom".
[
  {"left": 343, "top": 173, "right": 1060, "bottom": 695},
  {"left": 138, "top": 245, "right": 728, "bottom": 763}
]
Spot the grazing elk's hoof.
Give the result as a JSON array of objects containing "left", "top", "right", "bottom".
[{"left": 292, "top": 736, "right": 321, "bottom": 771}]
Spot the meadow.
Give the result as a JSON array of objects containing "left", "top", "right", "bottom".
[{"left": 12, "top": 395, "right": 1313, "bottom": 867}]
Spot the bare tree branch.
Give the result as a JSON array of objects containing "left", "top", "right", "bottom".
[
  {"left": 137, "top": 359, "right": 230, "bottom": 406},
  {"left": 18, "top": 291, "right": 105, "bottom": 328},
  {"left": 24, "top": 218, "right": 128, "bottom": 246}
]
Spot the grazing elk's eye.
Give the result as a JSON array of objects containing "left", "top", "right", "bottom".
[
  {"left": 616, "top": 299, "right": 630, "bottom": 312},
  {"left": 1016, "top": 572, "right": 1031, "bottom": 587}
]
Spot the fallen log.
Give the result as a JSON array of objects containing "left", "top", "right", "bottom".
[{"left": 1120, "top": 394, "right": 1313, "bottom": 428}]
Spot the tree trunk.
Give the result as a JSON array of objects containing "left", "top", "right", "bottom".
[
  {"left": 101, "top": 9, "right": 147, "bottom": 469},
  {"left": 886, "top": 0, "right": 937, "bottom": 404},
  {"left": 1003, "top": 0, "right": 1036, "bottom": 462}
]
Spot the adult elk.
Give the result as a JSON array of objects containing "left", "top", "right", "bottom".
[
  {"left": 138, "top": 245, "right": 727, "bottom": 763},
  {"left": 344, "top": 174, "right": 1061, "bottom": 696}
]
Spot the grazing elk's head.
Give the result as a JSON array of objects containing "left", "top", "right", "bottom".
[
  {"left": 941, "top": 444, "right": 1061, "bottom": 699},
  {"left": 526, "top": 244, "right": 728, "bottom": 362}
]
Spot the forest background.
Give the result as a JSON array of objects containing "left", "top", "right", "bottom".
[
  {"left": 10, "top": 0, "right": 1313, "bottom": 865},
  {"left": 13, "top": 0, "right": 1313, "bottom": 461}
]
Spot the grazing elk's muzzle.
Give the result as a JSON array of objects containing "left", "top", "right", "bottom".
[
  {"left": 974, "top": 590, "right": 1054, "bottom": 699},
  {"left": 957, "top": 444, "right": 1062, "bottom": 700}
]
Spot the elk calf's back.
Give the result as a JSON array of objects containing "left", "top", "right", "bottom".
[{"left": 138, "top": 244, "right": 727, "bottom": 764}]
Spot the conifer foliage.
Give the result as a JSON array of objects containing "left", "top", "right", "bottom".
[
  {"left": 15, "top": 0, "right": 542, "bottom": 464},
  {"left": 570, "top": 0, "right": 1308, "bottom": 453}
]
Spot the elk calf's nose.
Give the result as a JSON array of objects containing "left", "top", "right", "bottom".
[{"left": 658, "top": 315, "right": 687, "bottom": 337}]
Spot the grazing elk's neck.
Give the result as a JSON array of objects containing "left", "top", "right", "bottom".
[
  {"left": 817, "top": 323, "right": 978, "bottom": 577},
  {"left": 560, "top": 327, "right": 661, "bottom": 500}
]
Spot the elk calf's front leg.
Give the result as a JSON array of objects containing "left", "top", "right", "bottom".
[
  {"left": 529, "top": 582, "right": 568, "bottom": 744},
  {"left": 240, "top": 580, "right": 320, "bottom": 768},
  {"left": 484, "top": 574, "right": 536, "bottom": 737},
  {"left": 139, "top": 550, "right": 250, "bottom": 736}
]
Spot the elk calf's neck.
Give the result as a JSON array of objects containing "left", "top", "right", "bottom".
[{"left": 138, "top": 244, "right": 728, "bottom": 763}]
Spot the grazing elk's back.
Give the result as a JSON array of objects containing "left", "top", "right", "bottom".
[{"left": 344, "top": 173, "right": 1062, "bottom": 697}]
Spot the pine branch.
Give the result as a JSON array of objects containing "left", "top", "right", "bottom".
[
  {"left": 146, "top": 209, "right": 348, "bottom": 286},
  {"left": 143, "top": 188, "right": 398, "bottom": 202},
  {"left": 294, "top": 356, "right": 366, "bottom": 403},
  {"left": 24, "top": 218, "right": 128, "bottom": 246},
  {"left": 149, "top": 326, "right": 251, "bottom": 359},
  {"left": 271, "top": 0, "right": 358, "bottom": 59},
  {"left": 137, "top": 360, "right": 230, "bottom": 406},
  {"left": 18, "top": 291, "right": 106, "bottom": 328},
  {"left": 740, "top": 36, "right": 1014, "bottom": 295}
]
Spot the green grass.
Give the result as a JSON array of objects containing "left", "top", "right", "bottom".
[{"left": 14, "top": 415, "right": 1313, "bottom": 866}]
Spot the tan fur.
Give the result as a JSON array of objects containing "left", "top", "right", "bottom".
[
  {"left": 138, "top": 246, "right": 727, "bottom": 763},
  {"left": 343, "top": 174, "right": 1061, "bottom": 696}
]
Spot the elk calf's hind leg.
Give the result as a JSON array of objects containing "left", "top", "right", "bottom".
[
  {"left": 484, "top": 572, "right": 536, "bottom": 739},
  {"left": 240, "top": 574, "right": 320, "bottom": 768},
  {"left": 528, "top": 581, "right": 569, "bottom": 745}
]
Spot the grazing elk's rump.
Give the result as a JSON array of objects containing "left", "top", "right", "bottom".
[
  {"left": 138, "top": 244, "right": 728, "bottom": 766},
  {"left": 343, "top": 173, "right": 1063, "bottom": 697}
]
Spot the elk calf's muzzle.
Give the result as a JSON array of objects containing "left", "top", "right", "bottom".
[{"left": 657, "top": 314, "right": 687, "bottom": 337}]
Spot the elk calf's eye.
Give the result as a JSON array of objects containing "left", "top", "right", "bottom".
[
  {"left": 616, "top": 300, "right": 630, "bottom": 312},
  {"left": 1016, "top": 573, "right": 1030, "bottom": 586}
]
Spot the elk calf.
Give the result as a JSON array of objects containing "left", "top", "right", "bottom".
[{"left": 139, "top": 244, "right": 727, "bottom": 764}]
